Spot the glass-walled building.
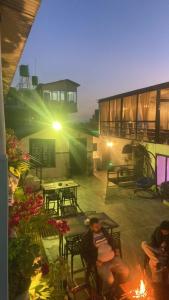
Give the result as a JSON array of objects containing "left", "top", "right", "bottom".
[{"left": 99, "top": 82, "right": 169, "bottom": 144}]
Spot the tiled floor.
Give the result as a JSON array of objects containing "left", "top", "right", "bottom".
[{"left": 73, "top": 171, "right": 169, "bottom": 270}]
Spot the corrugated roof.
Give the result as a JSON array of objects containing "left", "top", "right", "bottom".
[{"left": 0, "top": 0, "right": 41, "bottom": 93}]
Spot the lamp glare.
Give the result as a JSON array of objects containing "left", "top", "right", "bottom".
[{"left": 52, "top": 121, "right": 62, "bottom": 131}]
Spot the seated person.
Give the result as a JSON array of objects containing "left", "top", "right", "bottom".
[
  {"left": 81, "top": 218, "right": 129, "bottom": 298},
  {"left": 141, "top": 220, "right": 169, "bottom": 283}
]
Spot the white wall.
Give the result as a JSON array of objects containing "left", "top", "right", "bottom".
[{"left": 21, "top": 128, "right": 95, "bottom": 179}]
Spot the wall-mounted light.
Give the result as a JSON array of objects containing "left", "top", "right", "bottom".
[
  {"left": 106, "top": 141, "right": 114, "bottom": 148},
  {"left": 52, "top": 121, "right": 62, "bottom": 131}
]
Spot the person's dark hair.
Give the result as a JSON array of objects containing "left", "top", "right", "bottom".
[
  {"left": 160, "top": 220, "right": 169, "bottom": 230},
  {"left": 89, "top": 217, "right": 99, "bottom": 226}
]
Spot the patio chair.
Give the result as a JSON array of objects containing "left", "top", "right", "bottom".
[
  {"left": 60, "top": 204, "right": 78, "bottom": 218},
  {"left": 45, "top": 191, "right": 60, "bottom": 215},
  {"left": 62, "top": 188, "right": 77, "bottom": 206},
  {"left": 64, "top": 235, "right": 85, "bottom": 278}
]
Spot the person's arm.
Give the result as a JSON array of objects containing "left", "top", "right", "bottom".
[{"left": 150, "top": 228, "right": 159, "bottom": 248}]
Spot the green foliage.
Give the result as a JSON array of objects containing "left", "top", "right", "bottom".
[
  {"left": 29, "top": 273, "right": 54, "bottom": 300},
  {"left": 9, "top": 236, "right": 40, "bottom": 300}
]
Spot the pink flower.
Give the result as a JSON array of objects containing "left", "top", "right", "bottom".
[{"left": 22, "top": 153, "right": 30, "bottom": 161}]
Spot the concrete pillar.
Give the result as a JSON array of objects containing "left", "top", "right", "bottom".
[{"left": 0, "top": 13, "right": 9, "bottom": 300}]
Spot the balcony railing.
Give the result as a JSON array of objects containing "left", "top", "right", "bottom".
[{"left": 100, "top": 121, "right": 169, "bottom": 144}]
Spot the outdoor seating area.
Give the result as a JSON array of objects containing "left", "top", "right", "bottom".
[
  {"left": 6, "top": 131, "right": 169, "bottom": 300},
  {"left": 32, "top": 174, "right": 169, "bottom": 299},
  {"left": 2, "top": 2, "right": 169, "bottom": 300}
]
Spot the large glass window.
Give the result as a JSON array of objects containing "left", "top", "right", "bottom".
[
  {"left": 43, "top": 91, "right": 51, "bottom": 101},
  {"left": 138, "top": 91, "right": 156, "bottom": 121},
  {"left": 110, "top": 98, "right": 121, "bottom": 121},
  {"left": 52, "top": 91, "right": 58, "bottom": 100},
  {"left": 50, "top": 91, "right": 65, "bottom": 101},
  {"left": 160, "top": 88, "right": 169, "bottom": 99},
  {"left": 67, "top": 91, "right": 76, "bottom": 102},
  {"left": 122, "top": 95, "right": 137, "bottom": 121},
  {"left": 160, "top": 89, "right": 169, "bottom": 133},
  {"left": 60, "top": 91, "right": 65, "bottom": 101},
  {"left": 100, "top": 101, "right": 110, "bottom": 121},
  {"left": 160, "top": 102, "right": 169, "bottom": 130},
  {"left": 99, "top": 101, "right": 110, "bottom": 135}
]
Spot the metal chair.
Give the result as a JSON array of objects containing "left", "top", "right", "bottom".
[
  {"left": 45, "top": 191, "right": 60, "bottom": 215},
  {"left": 64, "top": 235, "right": 85, "bottom": 278},
  {"left": 62, "top": 188, "right": 77, "bottom": 205},
  {"left": 60, "top": 204, "right": 78, "bottom": 218}
]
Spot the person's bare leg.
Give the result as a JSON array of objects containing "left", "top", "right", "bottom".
[{"left": 97, "top": 261, "right": 114, "bottom": 296}]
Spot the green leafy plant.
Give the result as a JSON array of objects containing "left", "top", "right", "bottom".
[
  {"left": 29, "top": 273, "right": 54, "bottom": 300},
  {"left": 9, "top": 236, "right": 40, "bottom": 300}
]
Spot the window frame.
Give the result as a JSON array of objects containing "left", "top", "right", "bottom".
[{"left": 29, "top": 138, "right": 56, "bottom": 168}]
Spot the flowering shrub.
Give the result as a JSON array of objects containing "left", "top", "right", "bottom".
[
  {"left": 6, "top": 129, "right": 30, "bottom": 164},
  {"left": 9, "top": 193, "right": 44, "bottom": 236}
]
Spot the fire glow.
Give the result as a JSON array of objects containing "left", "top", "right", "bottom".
[
  {"left": 132, "top": 280, "right": 147, "bottom": 298},
  {"left": 121, "top": 280, "right": 149, "bottom": 299}
]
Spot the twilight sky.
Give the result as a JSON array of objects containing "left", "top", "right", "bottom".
[{"left": 14, "top": 0, "right": 169, "bottom": 120}]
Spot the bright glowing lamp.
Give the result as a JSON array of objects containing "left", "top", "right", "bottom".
[
  {"left": 52, "top": 121, "right": 62, "bottom": 131},
  {"left": 107, "top": 141, "right": 113, "bottom": 147}
]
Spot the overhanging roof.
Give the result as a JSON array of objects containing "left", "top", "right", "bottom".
[
  {"left": 98, "top": 81, "right": 169, "bottom": 103},
  {"left": 0, "top": 0, "right": 41, "bottom": 93},
  {"left": 39, "top": 79, "right": 80, "bottom": 88}
]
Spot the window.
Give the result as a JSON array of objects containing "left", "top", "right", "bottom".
[
  {"left": 138, "top": 91, "right": 156, "bottom": 121},
  {"left": 100, "top": 101, "right": 110, "bottom": 121},
  {"left": 43, "top": 91, "right": 51, "bottom": 101},
  {"left": 60, "top": 91, "right": 65, "bottom": 101},
  {"left": 51, "top": 91, "right": 65, "bottom": 101},
  {"left": 67, "top": 91, "right": 76, "bottom": 102},
  {"left": 160, "top": 89, "right": 169, "bottom": 132},
  {"left": 110, "top": 98, "right": 121, "bottom": 121},
  {"left": 99, "top": 101, "right": 110, "bottom": 135},
  {"left": 30, "top": 139, "right": 55, "bottom": 168},
  {"left": 52, "top": 91, "right": 58, "bottom": 101},
  {"left": 160, "top": 88, "right": 169, "bottom": 100},
  {"left": 123, "top": 95, "right": 137, "bottom": 121}
]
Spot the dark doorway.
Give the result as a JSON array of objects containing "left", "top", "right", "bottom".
[{"left": 69, "top": 138, "right": 87, "bottom": 175}]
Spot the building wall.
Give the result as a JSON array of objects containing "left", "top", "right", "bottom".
[
  {"left": 145, "top": 143, "right": 169, "bottom": 169},
  {"left": 97, "top": 136, "right": 133, "bottom": 169},
  {"left": 21, "top": 128, "right": 96, "bottom": 179},
  {"left": 98, "top": 135, "right": 169, "bottom": 170}
]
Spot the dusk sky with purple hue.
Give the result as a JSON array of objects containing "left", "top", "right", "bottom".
[{"left": 14, "top": 0, "right": 169, "bottom": 120}]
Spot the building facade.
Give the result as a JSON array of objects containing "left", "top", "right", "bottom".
[
  {"left": 5, "top": 79, "right": 80, "bottom": 136},
  {"left": 37, "top": 79, "right": 80, "bottom": 113},
  {"left": 21, "top": 127, "right": 98, "bottom": 179},
  {"left": 98, "top": 82, "right": 169, "bottom": 185}
]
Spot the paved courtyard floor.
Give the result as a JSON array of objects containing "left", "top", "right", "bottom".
[{"left": 74, "top": 171, "right": 169, "bottom": 270}]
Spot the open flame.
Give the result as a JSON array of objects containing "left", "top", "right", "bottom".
[{"left": 133, "top": 280, "right": 147, "bottom": 298}]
